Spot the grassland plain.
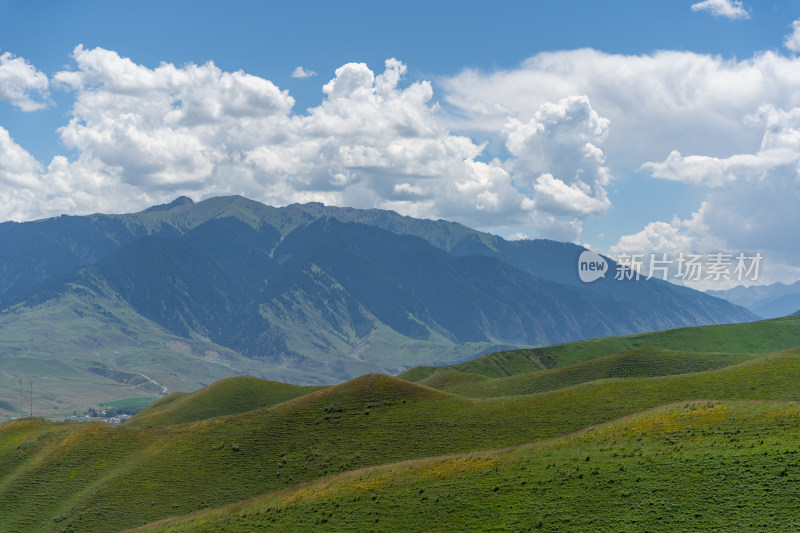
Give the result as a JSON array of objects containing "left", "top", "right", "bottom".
[
  {"left": 5, "top": 349, "right": 800, "bottom": 531},
  {"left": 129, "top": 400, "right": 800, "bottom": 532},
  {"left": 101, "top": 397, "right": 161, "bottom": 410}
]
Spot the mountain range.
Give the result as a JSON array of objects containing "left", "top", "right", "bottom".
[
  {"left": 707, "top": 280, "right": 800, "bottom": 319},
  {"left": 0, "top": 195, "right": 756, "bottom": 417}
]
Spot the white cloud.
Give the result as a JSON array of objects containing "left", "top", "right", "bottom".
[
  {"left": 291, "top": 66, "right": 316, "bottom": 78},
  {"left": 0, "top": 47, "right": 612, "bottom": 237},
  {"left": 641, "top": 147, "right": 797, "bottom": 188},
  {"left": 442, "top": 49, "right": 800, "bottom": 169},
  {"left": 440, "top": 48, "right": 800, "bottom": 278},
  {"left": 612, "top": 207, "right": 722, "bottom": 256},
  {"left": 614, "top": 104, "right": 800, "bottom": 284},
  {"left": 785, "top": 19, "right": 800, "bottom": 53},
  {"left": 506, "top": 232, "right": 532, "bottom": 241},
  {"left": 246, "top": 57, "right": 539, "bottom": 229},
  {"left": 52, "top": 45, "right": 295, "bottom": 192},
  {"left": 0, "top": 127, "right": 138, "bottom": 220},
  {"left": 690, "top": 0, "right": 749, "bottom": 20},
  {"left": 531, "top": 173, "right": 609, "bottom": 218},
  {"left": 0, "top": 51, "right": 50, "bottom": 111},
  {"left": 0, "top": 126, "right": 42, "bottom": 188},
  {"left": 4, "top": 43, "right": 800, "bottom": 277},
  {"left": 2, "top": 47, "right": 608, "bottom": 237},
  {"left": 504, "top": 95, "right": 611, "bottom": 224}
]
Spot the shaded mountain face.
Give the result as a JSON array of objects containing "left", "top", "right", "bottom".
[
  {"left": 0, "top": 196, "right": 757, "bottom": 385},
  {"left": 289, "top": 203, "right": 756, "bottom": 329}
]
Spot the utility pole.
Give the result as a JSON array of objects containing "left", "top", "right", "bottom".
[
  {"left": 18, "top": 378, "right": 24, "bottom": 418},
  {"left": 29, "top": 380, "right": 33, "bottom": 418}
]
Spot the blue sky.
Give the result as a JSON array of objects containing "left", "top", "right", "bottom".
[{"left": 1, "top": 0, "right": 800, "bottom": 285}]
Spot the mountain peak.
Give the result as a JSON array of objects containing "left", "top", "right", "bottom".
[{"left": 141, "top": 196, "right": 195, "bottom": 214}]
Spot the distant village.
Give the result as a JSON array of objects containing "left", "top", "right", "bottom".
[
  {"left": 7, "top": 405, "right": 140, "bottom": 424},
  {"left": 63, "top": 406, "right": 139, "bottom": 424},
  {"left": 63, "top": 411, "right": 133, "bottom": 424}
]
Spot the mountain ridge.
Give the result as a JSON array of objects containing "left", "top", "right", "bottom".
[
  {"left": 0, "top": 196, "right": 757, "bottom": 417},
  {"left": 708, "top": 280, "right": 800, "bottom": 319}
]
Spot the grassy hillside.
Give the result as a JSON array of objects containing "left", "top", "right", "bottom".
[
  {"left": 402, "top": 314, "right": 800, "bottom": 381},
  {"left": 414, "top": 347, "right": 757, "bottom": 397},
  {"left": 6, "top": 352, "right": 800, "bottom": 531},
  {"left": 128, "top": 376, "right": 326, "bottom": 427},
  {"left": 0, "top": 285, "right": 327, "bottom": 421},
  {"left": 132, "top": 400, "right": 800, "bottom": 532}
]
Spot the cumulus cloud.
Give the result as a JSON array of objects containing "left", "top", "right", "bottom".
[
  {"left": 641, "top": 147, "right": 797, "bottom": 188},
  {"left": 0, "top": 128, "right": 42, "bottom": 220},
  {"left": 291, "top": 66, "right": 316, "bottom": 78},
  {"left": 0, "top": 126, "right": 42, "bottom": 188},
  {"left": 1, "top": 46, "right": 612, "bottom": 238},
  {"left": 785, "top": 19, "right": 800, "bottom": 53},
  {"left": 690, "top": 0, "right": 749, "bottom": 20},
  {"left": 442, "top": 49, "right": 800, "bottom": 170},
  {"left": 0, "top": 126, "right": 125, "bottom": 220},
  {"left": 5, "top": 44, "right": 800, "bottom": 278},
  {"left": 0, "top": 51, "right": 50, "bottom": 111},
  {"left": 440, "top": 48, "right": 800, "bottom": 280},
  {"left": 612, "top": 207, "right": 722, "bottom": 256},
  {"left": 246, "top": 57, "right": 537, "bottom": 229},
  {"left": 47, "top": 45, "right": 295, "bottom": 203},
  {"left": 613, "top": 104, "right": 800, "bottom": 284},
  {"left": 504, "top": 95, "right": 611, "bottom": 223}
]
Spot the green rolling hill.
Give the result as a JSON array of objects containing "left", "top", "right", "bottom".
[
  {"left": 127, "top": 376, "right": 326, "bottom": 428},
  {"left": 3, "top": 314, "right": 800, "bottom": 532},
  {"left": 130, "top": 400, "right": 800, "bottom": 532},
  {"left": 411, "top": 347, "right": 756, "bottom": 398},
  {"left": 401, "top": 314, "right": 800, "bottom": 382}
]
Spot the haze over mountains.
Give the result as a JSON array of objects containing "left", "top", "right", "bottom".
[
  {"left": 708, "top": 281, "right": 800, "bottom": 319},
  {"left": 0, "top": 196, "right": 755, "bottom": 417}
]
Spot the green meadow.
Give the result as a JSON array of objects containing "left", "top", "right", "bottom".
[
  {"left": 132, "top": 400, "right": 800, "bottom": 532},
  {"left": 2, "top": 315, "right": 800, "bottom": 531},
  {"left": 101, "top": 397, "right": 161, "bottom": 410},
  {"left": 402, "top": 314, "right": 800, "bottom": 381}
]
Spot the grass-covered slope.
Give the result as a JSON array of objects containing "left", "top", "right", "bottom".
[
  {"left": 402, "top": 314, "right": 800, "bottom": 381},
  {"left": 132, "top": 400, "right": 800, "bottom": 532},
  {"left": 127, "top": 376, "right": 326, "bottom": 427},
  {"left": 6, "top": 353, "right": 800, "bottom": 531},
  {"left": 414, "top": 347, "right": 756, "bottom": 397},
  {"left": 0, "top": 283, "right": 324, "bottom": 421}
]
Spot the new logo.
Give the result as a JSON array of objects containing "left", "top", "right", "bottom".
[{"left": 578, "top": 250, "right": 607, "bottom": 283}]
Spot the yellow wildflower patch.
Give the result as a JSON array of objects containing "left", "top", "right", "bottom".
[
  {"left": 280, "top": 470, "right": 394, "bottom": 505},
  {"left": 626, "top": 404, "right": 729, "bottom": 434},
  {"left": 279, "top": 457, "right": 499, "bottom": 506},
  {"left": 414, "top": 457, "right": 500, "bottom": 481}
]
